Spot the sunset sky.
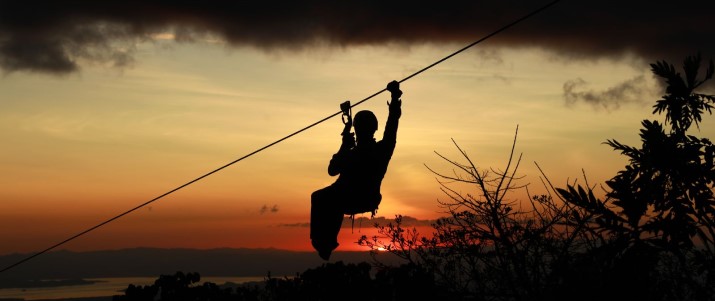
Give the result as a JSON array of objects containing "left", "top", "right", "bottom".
[{"left": 1, "top": 1, "right": 714, "bottom": 257}]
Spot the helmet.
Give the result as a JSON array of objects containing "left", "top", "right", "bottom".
[{"left": 354, "top": 110, "right": 377, "bottom": 134}]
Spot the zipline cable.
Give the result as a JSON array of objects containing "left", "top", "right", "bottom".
[{"left": 0, "top": 0, "right": 560, "bottom": 274}]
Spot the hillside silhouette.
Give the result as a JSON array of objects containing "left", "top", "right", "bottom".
[{"left": 0, "top": 248, "right": 402, "bottom": 287}]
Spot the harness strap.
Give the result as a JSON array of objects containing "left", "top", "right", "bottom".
[{"left": 349, "top": 209, "right": 377, "bottom": 234}]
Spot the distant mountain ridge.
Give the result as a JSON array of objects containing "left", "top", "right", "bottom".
[{"left": 0, "top": 248, "right": 400, "bottom": 280}]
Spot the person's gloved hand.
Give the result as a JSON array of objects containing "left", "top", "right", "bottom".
[
  {"left": 386, "top": 80, "right": 402, "bottom": 100},
  {"left": 386, "top": 80, "right": 402, "bottom": 116}
]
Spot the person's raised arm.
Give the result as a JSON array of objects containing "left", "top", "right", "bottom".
[
  {"left": 383, "top": 80, "right": 402, "bottom": 144},
  {"left": 328, "top": 124, "right": 355, "bottom": 176}
]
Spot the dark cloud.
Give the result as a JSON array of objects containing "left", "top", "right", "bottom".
[
  {"left": 1, "top": 1, "right": 713, "bottom": 75},
  {"left": 279, "top": 215, "right": 436, "bottom": 228},
  {"left": 563, "top": 75, "right": 652, "bottom": 111},
  {"left": 259, "top": 204, "right": 279, "bottom": 215},
  {"left": 344, "top": 215, "right": 436, "bottom": 228},
  {"left": 279, "top": 222, "right": 310, "bottom": 228}
]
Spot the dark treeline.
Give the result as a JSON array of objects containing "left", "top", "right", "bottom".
[
  {"left": 113, "top": 264, "right": 444, "bottom": 301},
  {"left": 115, "top": 54, "right": 715, "bottom": 301},
  {"left": 0, "top": 248, "right": 383, "bottom": 281}
]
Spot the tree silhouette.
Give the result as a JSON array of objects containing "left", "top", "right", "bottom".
[
  {"left": 113, "top": 263, "right": 449, "bottom": 301},
  {"left": 360, "top": 127, "right": 601, "bottom": 300},
  {"left": 114, "top": 271, "right": 237, "bottom": 301},
  {"left": 558, "top": 53, "right": 715, "bottom": 300}
]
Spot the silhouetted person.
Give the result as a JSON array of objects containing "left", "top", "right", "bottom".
[{"left": 311, "top": 80, "right": 403, "bottom": 260}]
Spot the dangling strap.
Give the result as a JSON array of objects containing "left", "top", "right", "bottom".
[
  {"left": 349, "top": 208, "right": 378, "bottom": 234},
  {"left": 350, "top": 214, "right": 355, "bottom": 234}
]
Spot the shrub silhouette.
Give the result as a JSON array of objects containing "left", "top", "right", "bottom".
[
  {"left": 361, "top": 129, "right": 592, "bottom": 300},
  {"left": 113, "top": 262, "right": 450, "bottom": 301},
  {"left": 114, "top": 271, "right": 238, "bottom": 301}
]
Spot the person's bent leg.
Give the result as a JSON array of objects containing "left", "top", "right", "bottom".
[{"left": 310, "top": 186, "right": 342, "bottom": 260}]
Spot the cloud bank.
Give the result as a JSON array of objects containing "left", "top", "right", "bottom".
[
  {"left": 563, "top": 76, "right": 653, "bottom": 111},
  {"left": 279, "top": 215, "right": 436, "bottom": 228},
  {"left": 259, "top": 204, "right": 279, "bottom": 215},
  {"left": 1, "top": 0, "right": 713, "bottom": 75}
]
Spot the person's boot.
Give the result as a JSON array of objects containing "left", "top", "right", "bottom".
[{"left": 312, "top": 239, "right": 339, "bottom": 260}]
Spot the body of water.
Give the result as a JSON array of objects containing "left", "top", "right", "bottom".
[{"left": 0, "top": 276, "right": 265, "bottom": 300}]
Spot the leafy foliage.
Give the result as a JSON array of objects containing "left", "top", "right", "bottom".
[
  {"left": 558, "top": 53, "right": 715, "bottom": 299},
  {"left": 651, "top": 54, "right": 715, "bottom": 134},
  {"left": 566, "top": 54, "right": 715, "bottom": 254}
]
